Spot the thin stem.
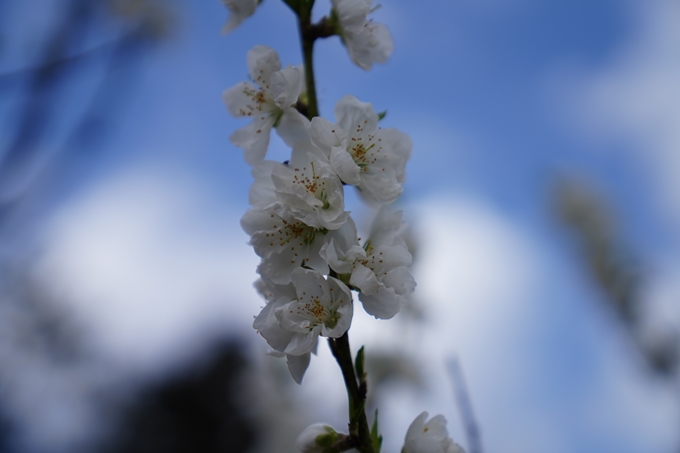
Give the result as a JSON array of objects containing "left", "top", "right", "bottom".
[
  {"left": 297, "top": 3, "right": 319, "bottom": 119},
  {"left": 329, "top": 333, "right": 375, "bottom": 453}
]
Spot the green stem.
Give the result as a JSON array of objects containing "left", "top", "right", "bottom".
[{"left": 329, "top": 333, "right": 375, "bottom": 453}]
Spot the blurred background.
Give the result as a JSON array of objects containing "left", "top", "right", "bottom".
[{"left": 1, "top": 0, "right": 679, "bottom": 452}]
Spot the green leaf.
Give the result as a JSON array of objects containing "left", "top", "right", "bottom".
[
  {"left": 371, "top": 409, "right": 383, "bottom": 453},
  {"left": 377, "top": 110, "right": 387, "bottom": 121},
  {"left": 355, "top": 346, "right": 366, "bottom": 380},
  {"left": 350, "top": 399, "right": 365, "bottom": 426}
]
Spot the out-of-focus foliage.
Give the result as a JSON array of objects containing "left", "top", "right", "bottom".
[
  {"left": 104, "top": 340, "right": 258, "bottom": 453},
  {"left": 554, "top": 177, "right": 679, "bottom": 378},
  {"left": 0, "top": 0, "right": 172, "bottom": 221}
]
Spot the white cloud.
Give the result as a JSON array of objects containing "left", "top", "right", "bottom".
[
  {"left": 558, "top": 0, "right": 680, "bottom": 225},
  {"left": 7, "top": 172, "right": 678, "bottom": 453},
  {"left": 39, "top": 165, "right": 261, "bottom": 371}
]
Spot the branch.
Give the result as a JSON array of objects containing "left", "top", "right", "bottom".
[{"left": 328, "top": 334, "right": 375, "bottom": 453}]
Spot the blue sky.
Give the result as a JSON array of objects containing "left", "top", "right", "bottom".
[{"left": 2, "top": 0, "right": 680, "bottom": 452}]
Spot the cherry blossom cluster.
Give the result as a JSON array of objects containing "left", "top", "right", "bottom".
[
  {"left": 221, "top": 1, "right": 465, "bottom": 452},
  {"left": 225, "top": 42, "right": 415, "bottom": 382}
]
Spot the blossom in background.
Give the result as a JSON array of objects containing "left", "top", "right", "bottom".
[
  {"left": 253, "top": 268, "right": 353, "bottom": 382},
  {"left": 296, "top": 424, "right": 342, "bottom": 453},
  {"left": 331, "top": 0, "right": 394, "bottom": 70},
  {"left": 310, "top": 95, "right": 411, "bottom": 204},
  {"left": 221, "top": 0, "right": 259, "bottom": 34},
  {"left": 222, "top": 45, "right": 308, "bottom": 164},
  {"left": 321, "top": 207, "right": 415, "bottom": 319},
  {"left": 402, "top": 412, "right": 465, "bottom": 453}
]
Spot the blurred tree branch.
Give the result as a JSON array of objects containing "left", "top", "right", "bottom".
[
  {"left": 553, "top": 177, "right": 679, "bottom": 377},
  {"left": 0, "top": 0, "right": 172, "bottom": 224}
]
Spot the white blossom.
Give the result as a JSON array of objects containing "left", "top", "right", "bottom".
[
  {"left": 254, "top": 279, "right": 316, "bottom": 384},
  {"left": 402, "top": 412, "right": 465, "bottom": 453},
  {"left": 253, "top": 268, "right": 353, "bottom": 383},
  {"left": 222, "top": 45, "right": 309, "bottom": 165},
  {"left": 242, "top": 204, "right": 327, "bottom": 283},
  {"left": 321, "top": 207, "right": 415, "bottom": 319},
  {"left": 221, "top": 0, "right": 259, "bottom": 34},
  {"left": 242, "top": 205, "right": 357, "bottom": 285},
  {"left": 272, "top": 152, "right": 349, "bottom": 229},
  {"left": 310, "top": 95, "right": 411, "bottom": 204},
  {"left": 296, "top": 424, "right": 341, "bottom": 453},
  {"left": 331, "top": 0, "right": 394, "bottom": 70},
  {"left": 242, "top": 154, "right": 355, "bottom": 284}
]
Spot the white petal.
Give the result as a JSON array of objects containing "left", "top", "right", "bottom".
[
  {"left": 276, "top": 107, "right": 314, "bottom": 150},
  {"left": 359, "top": 165, "right": 402, "bottom": 204},
  {"left": 332, "top": 0, "right": 370, "bottom": 34},
  {"left": 330, "top": 217, "right": 360, "bottom": 252},
  {"left": 358, "top": 286, "right": 402, "bottom": 319},
  {"left": 369, "top": 207, "right": 403, "bottom": 247},
  {"left": 257, "top": 251, "right": 307, "bottom": 285},
  {"left": 230, "top": 115, "right": 276, "bottom": 165},
  {"left": 375, "top": 243, "right": 412, "bottom": 269},
  {"left": 248, "top": 160, "right": 279, "bottom": 207},
  {"left": 270, "top": 65, "right": 302, "bottom": 108},
  {"left": 271, "top": 153, "right": 349, "bottom": 230},
  {"left": 376, "top": 127, "right": 412, "bottom": 183},
  {"left": 422, "top": 415, "right": 449, "bottom": 441},
  {"left": 253, "top": 299, "right": 294, "bottom": 352},
  {"left": 247, "top": 45, "right": 281, "bottom": 89},
  {"left": 443, "top": 440, "right": 466, "bottom": 453},
  {"left": 240, "top": 208, "right": 271, "bottom": 236},
  {"left": 322, "top": 277, "right": 354, "bottom": 338},
  {"left": 286, "top": 352, "right": 311, "bottom": 384},
  {"left": 334, "top": 95, "right": 378, "bottom": 136},
  {"left": 405, "top": 412, "right": 429, "bottom": 442},
  {"left": 284, "top": 329, "right": 321, "bottom": 355},
  {"left": 403, "top": 412, "right": 462, "bottom": 453},
  {"left": 221, "top": 0, "right": 258, "bottom": 34},
  {"left": 296, "top": 423, "right": 337, "bottom": 451},
  {"left": 350, "top": 263, "right": 382, "bottom": 295},
  {"left": 345, "top": 22, "right": 394, "bottom": 70},
  {"left": 309, "top": 117, "right": 346, "bottom": 152},
  {"left": 345, "top": 245, "right": 368, "bottom": 262},
  {"left": 320, "top": 238, "right": 353, "bottom": 274},
  {"left": 382, "top": 266, "right": 416, "bottom": 295},
  {"left": 404, "top": 438, "right": 446, "bottom": 453},
  {"left": 292, "top": 268, "right": 330, "bottom": 301},
  {"left": 331, "top": 146, "right": 362, "bottom": 185},
  {"left": 221, "top": 81, "right": 263, "bottom": 117},
  {"left": 254, "top": 232, "right": 329, "bottom": 285}
]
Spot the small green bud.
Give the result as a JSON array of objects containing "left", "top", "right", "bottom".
[{"left": 296, "top": 424, "right": 340, "bottom": 452}]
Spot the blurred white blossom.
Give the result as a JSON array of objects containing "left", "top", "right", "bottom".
[
  {"left": 221, "top": 0, "right": 259, "bottom": 34},
  {"left": 402, "top": 412, "right": 465, "bottom": 453},
  {"left": 331, "top": 0, "right": 394, "bottom": 70}
]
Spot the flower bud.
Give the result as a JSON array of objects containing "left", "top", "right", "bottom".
[
  {"left": 296, "top": 424, "right": 340, "bottom": 453},
  {"left": 402, "top": 412, "right": 465, "bottom": 453}
]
